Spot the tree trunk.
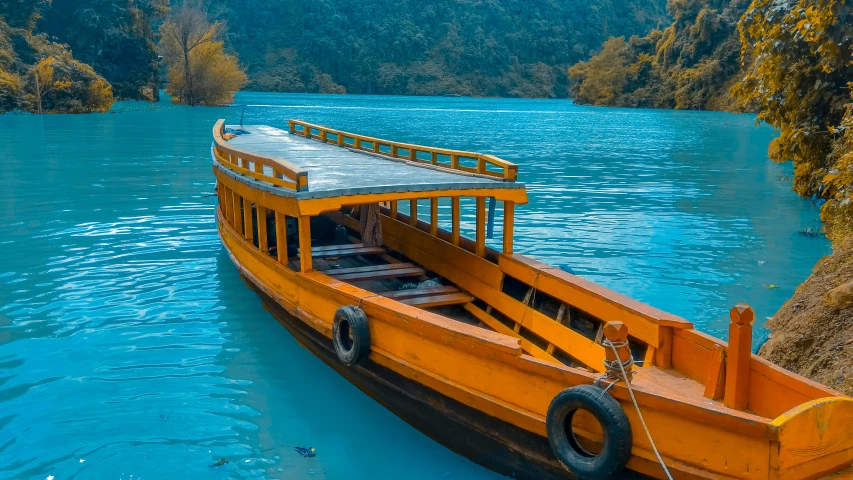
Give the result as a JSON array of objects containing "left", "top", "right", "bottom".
[{"left": 183, "top": 48, "right": 193, "bottom": 106}]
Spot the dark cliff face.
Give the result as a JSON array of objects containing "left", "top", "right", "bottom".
[
  {"left": 759, "top": 235, "right": 853, "bottom": 396},
  {"left": 218, "top": 0, "right": 670, "bottom": 98}
]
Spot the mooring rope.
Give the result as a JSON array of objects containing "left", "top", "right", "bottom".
[
  {"left": 597, "top": 340, "right": 675, "bottom": 480},
  {"left": 593, "top": 339, "right": 634, "bottom": 390}
]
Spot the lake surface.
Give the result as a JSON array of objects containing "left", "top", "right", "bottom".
[{"left": 0, "top": 93, "right": 829, "bottom": 479}]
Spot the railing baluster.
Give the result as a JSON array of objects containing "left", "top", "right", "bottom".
[
  {"left": 475, "top": 196, "right": 486, "bottom": 257},
  {"left": 451, "top": 197, "right": 460, "bottom": 246},
  {"left": 275, "top": 212, "right": 288, "bottom": 265},
  {"left": 257, "top": 205, "right": 268, "bottom": 252},
  {"left": 430, "top": 198, "right": 438, "bottom": 236},
  {"left": 410, "top": 199, "right": 418, "bottom": 227}
]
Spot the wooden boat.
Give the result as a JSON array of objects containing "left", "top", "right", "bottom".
[{"left": 211, "top": 118, "right": 853, "bottom": 479}]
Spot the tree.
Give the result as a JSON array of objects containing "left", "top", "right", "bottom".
[
  {"left": 568, "top": 0, "right": 748, "bottom": 111},
  {"left": 38, "top": 0, "right": 169, "bottom": 100},
  {"left": 158, "top": 3, "right": 247, "bottom": 106},
  {"left": 733, "top": 0, "right": 853, "bottom": 240}
]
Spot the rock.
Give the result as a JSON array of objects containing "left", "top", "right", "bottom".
[{"left": 826, "top": 280, "right": 853, "bottom": 306}]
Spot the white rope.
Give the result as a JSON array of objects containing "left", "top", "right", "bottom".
[{"left": 598, "top": 340, "right": 674, "bottom": 480}]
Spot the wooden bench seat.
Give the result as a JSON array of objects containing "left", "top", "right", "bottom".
[
  {"left": 327, "top": 263, "right": 426, "bottom": 282},
  {"left": 401, "top": 292, "right": 474, "bottom": 309},
  {"left": 381, "top": 285, "right": 460, "bottom": 300},
  {"left": 312, "top": 243, "right": 385, "bottom": 258}
]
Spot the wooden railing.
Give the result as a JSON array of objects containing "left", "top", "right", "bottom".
[
  {"left": 213, "top": 119, "right": 308, "bottom": 191},
  {"left": 288, "top": 119, "right": 518, "bottom": 182}
]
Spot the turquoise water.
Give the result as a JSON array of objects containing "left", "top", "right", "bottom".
[{"left": 0, "top": 93, "right": 829, "bottom": 479}]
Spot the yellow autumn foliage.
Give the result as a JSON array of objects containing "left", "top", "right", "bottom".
[
  {"left": 733, "top": 0, "right": 853, "bottom": 240},
  {"left": 569, "top": 0, "right": 747, "bottom": 111},
  {"left": 158, "top": 5, "right": 247, "bottom": 106}
]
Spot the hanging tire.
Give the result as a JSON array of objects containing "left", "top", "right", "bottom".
[
  {"left": 332, "top": 305, "right": 370, "bottom": 366},
  {"left": 546, "top": 385, "right": 632, "bottom": 479}
]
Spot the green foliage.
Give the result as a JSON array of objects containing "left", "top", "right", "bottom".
[
  {"left": 38, "top": 0, "right": 168, "bottom": 100},
  {"left": 219, "top": 0, "right": 670, "bottom": 98},
  {"left": 569, "top": 0, "right": 748, "bottom": 110},
  {"left": 158, "top": 4, "right": 247, "bottom": 106},
  {"left": 0, "top": 8, "right": 115, "bottom": 113}
]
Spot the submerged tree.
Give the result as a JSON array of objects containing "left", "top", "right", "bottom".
[{"left": 158, "top": 4, "right": 246, "bottom": 106}]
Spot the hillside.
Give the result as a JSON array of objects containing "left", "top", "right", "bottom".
[
  {"left": 219, "top": 0, "right": 670, "bottom": 98},
  {"left": 568, "top": 0, "right": 748, "bottom": 110}
]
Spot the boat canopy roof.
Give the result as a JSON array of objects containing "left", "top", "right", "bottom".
[{"left": 212, "top": 121, "right": 528, "bottom": 212}]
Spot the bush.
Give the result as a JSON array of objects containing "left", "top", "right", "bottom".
[{"left": 24, "top": 53, "right": 114, "bottom": 113}]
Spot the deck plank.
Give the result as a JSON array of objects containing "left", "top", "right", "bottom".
[{"left": 221, "top": 125, "right": 526, "bottom": 199}]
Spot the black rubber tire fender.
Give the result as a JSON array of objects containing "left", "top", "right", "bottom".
[
  {"left": 546, "top": 384, "right": 632, "bottom": 479},
  {"left": 332, "top": 305, "right": 371, "bottom": 366}
]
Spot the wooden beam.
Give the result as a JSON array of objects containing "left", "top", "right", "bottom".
[
  {"left": 232, "top": 192, "right": 243, "bottom": 235},
  {"left": 476, "top": 196, "right": 486, "bottom": 257},
  {"left": 430, "top": 198, "right": 439, "bottom": 236},
  {"left": 257, "top": 205, "right": 268, "bottom": 252},
  {"left": 390, "top": 200, "right": 398, "bottom": 220},
  {"left": 451, "top": 197, "right": 460, "bottom": 246},
  {"left": 410, "top": 199, "right": 418, "bottom": 227},
  {"left": 275, "top": 212, "right": 288, "bottom": 265},
  {"left": 221, "top": 185, "right": 231, "bottom": 225},
  {"left": 299, "top": 216, "right": 313, "bottom": 272},
  {"left": 503, "top": 201, "right": 514, "bottom": 254},
  {"left": 243, "top": 197, "right": 254, "bottom": 241},
  {"left": 704, "top": 344, "right": 726, "bottom": 400}
]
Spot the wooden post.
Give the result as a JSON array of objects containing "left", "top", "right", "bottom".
[
  {"left": 275, "top": 212, "right": 288, "bottom": 265},
  {"left": 233, "top": 193, "right": 243, "bottom": 235},
  {"left": 724, "top": 303, "right": 754, "bottom": 410},
  {"left": 704, "top": 344, "right": 726, "bottom": 400},
  {"left": 298, "top": 216, "right": 313, "bottom": 272},
  {"left": 243, "top": 198, "right": 254, "bottom": 241},
  {"left": 221, "top": 185, "right": 231, "bottom": 223},
  {"left": 503, "top": 201, "right": 514, "bottom": 254},
  {"left": 451, "top": 197, "right": 461, "bottom": 246},
  {"left": 430, "top": 198, "right": 438, "bottom": 236},
  {"left": 475, "top": 196, "right": 486, "bottom": 257},
  {"left": 431, "top": 152, "right": 438, "bottom": 165},
  {"left": 655, "top": 326, "right": 673, "bottom": 369},
  {"left": 390, "top": 200, "right": 398, "bottom": 219},
  {"left": 410, "top": 199, "right": 418, "bottom": 227},
  {"left": 257, "top": 205, "right": 269, "bottom": 252},
  {"left": 603, "top": 321, "right": 633, "bottom": 382}
]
